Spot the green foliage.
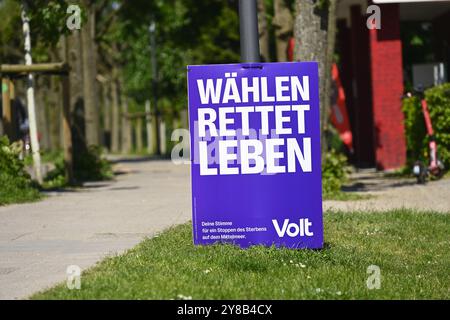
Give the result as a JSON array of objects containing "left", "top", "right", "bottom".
[
  {"left": 322, "top": 149, "right": 349, "bottom": 198},
  {"left": 0, "top": 136, "right": 40, "bottom": 205},
  {"left": 402, "top": 83, "right": 450, "bottom": 169}
]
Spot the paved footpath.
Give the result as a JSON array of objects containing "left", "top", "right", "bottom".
[
  {"left": 0, "top": 159, "right": 191, "bottom": 300},
  {"left": 1, "top": 161, "right": 449, "bottom": 300}
]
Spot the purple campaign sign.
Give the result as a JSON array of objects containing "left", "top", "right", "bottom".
[{"left": 187, "top": 62, "right": 323, "bottom": 249}]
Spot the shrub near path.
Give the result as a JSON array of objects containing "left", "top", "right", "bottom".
[{"left": 0, "top": 137, "right": 40, "bottom": 205}]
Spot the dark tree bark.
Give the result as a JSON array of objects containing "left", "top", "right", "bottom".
[
  {"left": 323, "top": 0, "right": 337, "bottom": 153},
  {"left": 67, "top": 31, "right": 83, "bottom": 114},
  {"left": 135, "top": 118, "right": 143, "bottom": 152}
]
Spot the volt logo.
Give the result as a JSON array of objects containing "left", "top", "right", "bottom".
[{"left": 272, "top": 219, "right": 314, "bottom": 237}]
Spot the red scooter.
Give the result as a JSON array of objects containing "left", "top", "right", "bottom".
[{"left": 408, "top": 88, "right": 445, "bottom": 184}]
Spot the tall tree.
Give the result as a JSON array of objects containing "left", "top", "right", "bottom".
[{"left": 80, "top": 0, "right": 100, "bottom": 146}]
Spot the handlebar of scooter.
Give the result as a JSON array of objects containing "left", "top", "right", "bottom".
[{"left": 401, "top": 85, "right": 427, "bottom": 100}]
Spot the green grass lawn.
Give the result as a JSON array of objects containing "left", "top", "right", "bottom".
[{"left": 32, "top": 209, "right": 450, "bottom": 300}]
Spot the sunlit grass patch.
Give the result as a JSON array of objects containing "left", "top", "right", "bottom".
[{"left": 32, "top": 209, "right": 450, "bottom": 300}]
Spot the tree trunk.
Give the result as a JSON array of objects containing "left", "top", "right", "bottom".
[
  {"left": 273, "top": 0, "right": 294, "bottom": 62},
  {"left": 151, "top": 112, "right": 158, "bottom": 154},
  {"left": 2, "top": 77, "right": 13, "bottom": 140},
  {"left": 322, "top": 0, "right": 337, "bottom": 155},
  {"left": 65, "top": 29, "right": 88, "bottom": 166},
  {"left": 21, "top": 2, "right": 42, "bottom": 183},
  {"left": 294, "top": 0, "right": 330, "bottom": 156},
  {"left": 110, "top": 72, "right": 120, "bottom": 153},
  {"left": 102, "top": 81, "right": 112, "bottom": 150},
  {"left": 67, "top": 31, "right": 83, "bottom": 114},
  {"left": 61, "top": 35, "right": 74, "bottom": 184},
  {"left": 80, "top": 0, "right": 99, "bottom": 146},
  {"left": 135, "top": 118, "right": 143, "bottom": 152}
]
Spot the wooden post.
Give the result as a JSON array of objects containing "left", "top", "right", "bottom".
[
  {"left": 2, "top": 78, "right": 12, "bottom": 140},
  {"left": 61, "top": 75, "right": 74, "bottom": 184}
]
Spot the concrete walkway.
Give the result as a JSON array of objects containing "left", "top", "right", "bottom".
[{"left": 0, "top": 159, "right": 191, "bottom": 300}]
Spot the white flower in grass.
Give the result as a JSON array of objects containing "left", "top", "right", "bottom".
[
  {"left": 203, "top": 269, "right": 211, "bottom": 274},
  {"left": 315, "top": 288, "right": 322, "bottom": 293},
  {"left": 336, "top": 291, "right": 342, "bottom": 296}
]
